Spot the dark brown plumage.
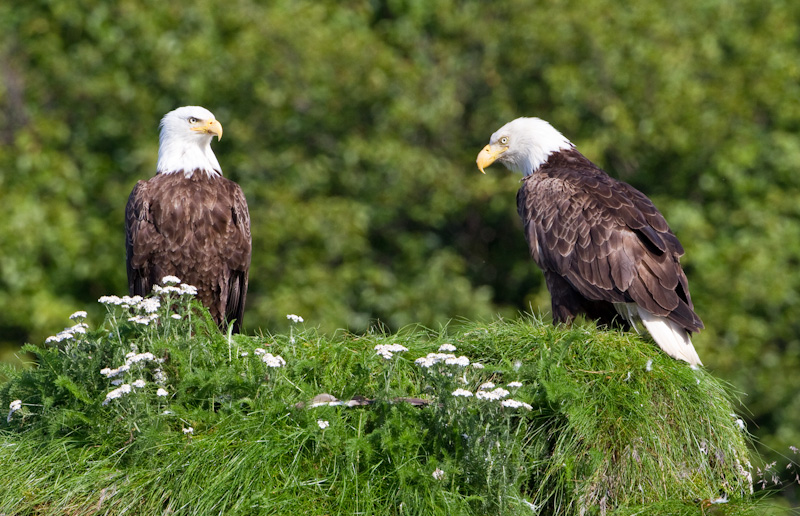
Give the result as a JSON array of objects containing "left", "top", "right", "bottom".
[
  {"left": 125, "top": 106, "right": 251, "bottom": 333},
  {"left": 478, "top": 117, "right": 703, "bottom": 365}
]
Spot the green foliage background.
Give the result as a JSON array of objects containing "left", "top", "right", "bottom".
[{"left": 2, "top": 0, "right": 799, "bottom": 503}]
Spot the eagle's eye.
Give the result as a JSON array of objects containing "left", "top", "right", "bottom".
[
  {"left": 500, "top": 136, "right": 509, "bottom": 145},
  {"left": 189, "top": 117, "right": 198, "bottom": 124}
]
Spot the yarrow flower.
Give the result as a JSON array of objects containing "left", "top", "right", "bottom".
[
  {"left": 102, "top": 384, "right": 132, "bottom": 405},
  {"left": 7, "top": 400, "right": 22, "bottom": 422},
  {"left": 317, "top": 419, "right": 330, "bottom": 430},
  {"left": 179, "top": 283, "right": 198, "bottom": 296},
  {"left": 45, "top": 322, "right": 89, "bottom": 343},
  {"left": 261, "top": 353, "right": 286, "bottom": 368},
  {"left": 286, "top": 314, "right": 304, "bottom": 323},
  {"left": 132, "top": 379, "right": 147, "bottom": 389},
  {"left": 171, "top": 314, "right": 182, "bottom": 320},
  {"left": 646, "top": 359, "right": 653, "bottom": 372},
  {"left": 451, "top": 388, "right": 473, "bottom": 398},
  {"left": 161, "top": 275, "right": 181, "bottom": 285},
  {"left": 374, "top": 343, "right": 409, "bottom": 360},
  {"left": 438, "top": 343, "right": 457, "bottom": 352},
  {"left": 479, "top": 382, "right": 496, "bottom": 390},
  {"left": 414, "top": 352, "right": 456, "bottom": 368},
  {"left": 444, "top": 355, "right": 470, "bottom": 367},
  {"left": 138, "top": 297, "right": 161, "bottom": 314},
  {"left": 69, "top": 311, "right": 87, "bottom": 320},
  {"left": 156, "top": 388, "right": 169, "bottom": 397},
  {"left": 476, "top": 387, "right": 510, "bottom": 401},
  {"left": 183, "top": 427, "right": 194, "bottom": 435},
  {"left": 253, "top": 348, "right": 266, "bottom": 356},
  {"left": 471, "top": 363, "right": 485, "bottom": 369},
  {"left": 501, "top": 399, "right": 533, "bottom": 410},
  {"left": 432, "top": 468, "right": 445, "bottom": 480},
  {"left": 507, "top": 381, "right": 523, "bottom": 389},
  {"left": 128, "top": 314, "right": 159, "bottom": 325}
]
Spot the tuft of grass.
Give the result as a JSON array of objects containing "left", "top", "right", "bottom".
[{"left": 0, "top": 290, "right": 780, "bottom": 515}]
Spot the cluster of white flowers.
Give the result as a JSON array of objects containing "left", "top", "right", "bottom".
[
  {"left": 438, "top": 343, "right": 457, "bottom": 352},
  {"left": 156, "top": 388, "right": 169, "bottom": 397},
  {"left": 161, "top": 276, "right": 181, "bottom": 285},
  {"left": 251, "top": 348, "right": 286, "bottom": 367},
  {"left": 69, "top": 311, "right": 87, "bottom": 320},
  {"left": 101, "top": 352, "right": 158, "bottom": 379},
  {"left": 444, "top": 355, "right": 470, "bottom": 367},
  {"left": 152, "top": 283, "right": 198, "bottom": 296},
  {"left": 432, "top": 468, "right": 445, "bottom": 480},
  {"left": 7, "top": 399, "right": 22, "bottom": 422},
  {"left": 45, "top": 321, "right": 89, "bottom": 343},
  {"left": 476, "top": 387, "right": 510, "bottom": 401},
  {"left": 451, "top": 388, "right": 473, "bottom": 397},
  {"left": 102, "top": 384, "right": 132, "bottom": 405},
  {"left": 507, "top": 381, "right": 523, "bottom": 389},
  {"left": 479, "top": 382, "right": 495, "bottom": 390},
  {"left": 262, "top": 353, "right": 287, "bottom": 368},
  {"left": 414, "top": 352, "right": 457, "bottom": 368},
  {"left": 645, "top": 359, "right": 653, "bottom": 372},
  {"left": 471, "top": 363, "right": 485, "bottom": 370},
  {"left": 374, "top": 343, "right": 409, "bottom": 360},
  {"left": 317, "top": 419, "right": 330, "bottom": 430},
  {"left": 183, "top": 427, "right": 194, "bottom": 435},
  {"left": 128, "top": 314, "right": 159, "bottom": 326},
  {"left": 500, "top": 399, "right": 533, "bottom": 410},
  {"left": 286, "top": 314, "right": 304, "bottom": 323},
  {"left": 98, "top": 295, "right": 144, "bottom": 308}
]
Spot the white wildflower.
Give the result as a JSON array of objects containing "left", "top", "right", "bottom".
[
  {"left": 98, "top": 295, "right": 123, "bottom": 305},
  {"left": 414, "top": 352, "right": 456, "bottom": 368},
  {"left": 476, "top": 387, "right": 510, "bottom": 401},
  {"left": 262, "top": 353, "right": 286, "bottom": 368},
  {"left": 479, "top": 382, "right": 495, "bottom": 390},
  {"left": 438, "top": 343, "right": 457, "bottom": 352},
  {"left": 102, "top": 384, "right": 132, "bottom": 405},
  {"left": 69, "top": 311, "right": 87, "bottom": 320},
  {"left": 507, "top": 381, "right": 523, "bottom": 388},
  {"left": 432, "top": 468, "right": 445, "bottom": 480},
  {"left": 317, "top": 419, "right": 330, "bottom": 430},
  {"left": 645, "top": 359, "right": 653, "bottom": 372},
  {"left": 240, "top": 351, "right": 249, "bottom": 357},
  {"left": 111, "top": 379, "right": 123, "bottom": 386},
  {"left": 286, "top": 314, "right": 304, "bottom": 323},
  {"left": 179, "top": 283, "right": 198, "bottom": 296},
  {"left": 137, "top": 298, "right": 161, "bottom": 313},
  {"left": 735, "top": 418, "right": 746, "bottom": 431},
  {"left": 183, "top": 427, "right": 194, "bottom": 435},
  {"left": 153, "top": 368, "right": 167, "bottom": 384},
  {"left": 374, "top": 343, "right": 409, "bottom": 360},
  {"left": 132, "top": 379, "right": 146, "bottom": 388},
  {"left": 444, "top": 355, "right": 470, "bottom": 367},
  {"left": 128, "top": 314, "right": 159, "bottom": 325},
  {"left": 156, "top": 388, "right": 169, "bottom": 397},
  {"left": 471, "top": 363, "right": 485, "bottom": 369},
  {"left": 451, "top": 388, "right": 473, "bottom": 397},
  {"left": 171, "top": 314, "right": 182, "bottom": 320},
  {"left": 161, "top": 275, "right": 181, "bottom": 285},
  {"left": 126, "top": 352, "right": 155, "bottom": 365},
  {"left": 501, "top": 399, "right": 524, "bottom": 409},
  {"left": 253, "top": 348, "right": 266, "bottom": 356},
  {"left": 154, "top": 285, "right": 182, "bottom": 295}
]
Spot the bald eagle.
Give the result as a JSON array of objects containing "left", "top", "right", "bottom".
[
  {"left": 125, "top": 106, "right": 251, "bottom": 333},
  {"left": 477, "top": 117, "right": 703, "bottom": 365}
]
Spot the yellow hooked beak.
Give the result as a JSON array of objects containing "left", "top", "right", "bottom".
[
  {"left": 476, "top": 143, "right": 507, "bottom": 174},
  {"left": 192, "top": 119, "right": 223, "bottom": 140}
]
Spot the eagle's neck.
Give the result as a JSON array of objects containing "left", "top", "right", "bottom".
[
  {"left": 506, "top": 120, "right": 573, "bottom": 176},
  {"left": 156, "top": 136, "right": 222, "bottom": 178}
]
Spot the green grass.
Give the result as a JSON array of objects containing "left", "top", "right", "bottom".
[{"left": 0, "top": 291, "right": 780, "bottom": 515}]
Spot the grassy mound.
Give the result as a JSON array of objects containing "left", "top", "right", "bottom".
[{"left": 0, "top": 290, "right": 766, "bottom": 514}]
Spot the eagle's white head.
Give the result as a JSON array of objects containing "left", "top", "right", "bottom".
[
  {"left": 156, "top": 106, "right": 223, "bottom": 177},
  {"left": 477, "top": 117, "right": 573, "bottom": 176}
]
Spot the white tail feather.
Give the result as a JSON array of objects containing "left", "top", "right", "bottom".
[{"left": 614, "top": 303, "right": 703, "bottom": 366}]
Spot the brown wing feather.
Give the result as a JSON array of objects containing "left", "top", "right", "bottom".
[
  {"left": 517, "top": 149, "right": 703, "bottom": 333},
  {"left": 125, "top": 172, "right": 251, "bottom": 333}
]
